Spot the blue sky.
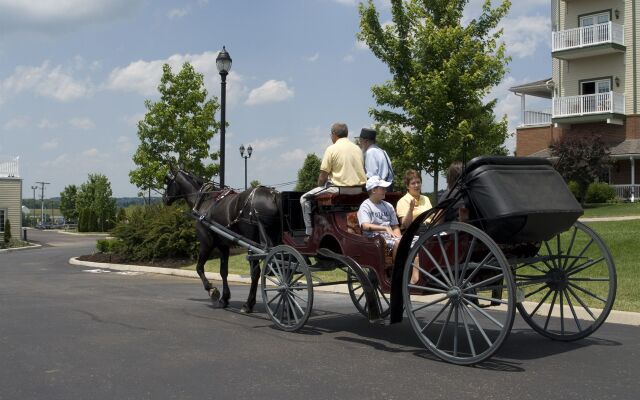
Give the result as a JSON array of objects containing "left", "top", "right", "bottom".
[{"left": 0, "top": 0, "right": 551, "bottom": 198}]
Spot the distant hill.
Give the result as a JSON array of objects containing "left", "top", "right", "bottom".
[{"left": 23, "top": 197, "right": 162, "bottom": 209}]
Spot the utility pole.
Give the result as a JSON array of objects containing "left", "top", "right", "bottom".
[
  {"left": 31, "top": 185, "right": 38, "bottom": 226},
  {"left": 36, "top": 181, "right": 50, "bottom": 226}
]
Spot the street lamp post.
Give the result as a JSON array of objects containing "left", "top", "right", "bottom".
[
  {"left": 31, "top": 185, "right": 38, "bottom": 226},
  {"left": 216, "top": 46, "right": 232, "bottom": 188},
  {"left": 239, "top": 144, "right": 253, "bottom": 190}
]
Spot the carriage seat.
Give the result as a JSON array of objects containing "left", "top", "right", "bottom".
[
  {"left": 346, "top": 211, "right": 362, "bottom": 235},
  {"left": 315, "top": 186, "right": 367, "bottom": 207}
]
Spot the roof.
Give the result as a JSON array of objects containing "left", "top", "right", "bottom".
[
  {"left": 526, "top": 148, "right": 552, "bottom": 158},
  {"left": 509, "top": 78, "right": 554, "bottom": 99},
  {"left": 610, "top": 139, "right": 640, "bottom": 157}
]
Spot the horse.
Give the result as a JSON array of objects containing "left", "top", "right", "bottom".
[{"left": 163, "top": 169, "right": 281, "bottom": 313}]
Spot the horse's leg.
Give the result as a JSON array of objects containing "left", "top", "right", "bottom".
[
  {"left": 218, "top": 246, "right": 230, "bottom": 308},
  {"left": 196, "top": 241, "right": 215, "bottom": 293},
  {"left": 241, "top": 257, "right": 261, "bottom": 313}
]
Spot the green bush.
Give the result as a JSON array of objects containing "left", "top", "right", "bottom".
[
  {"left": 96, "top": 238, "right": 122, "bottom": 253},
  {"left": 585, "top": 182, "right": 615, "bottom": 204},
  {"left": 567, "top": 181, "right": 582, "bottom": 203},
  {"left": 109, "top": 204, "right": 198, "bottom": 261},
  {"left": 3, "top": 218, "right": 11, "bottom": 243}
]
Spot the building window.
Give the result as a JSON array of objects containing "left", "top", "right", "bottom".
[
  {"left": 0, "top": 209, "right": 5, "bottom": 232},
  {"left": 581, "top": 78, "right": 611, "bottom": 95}
]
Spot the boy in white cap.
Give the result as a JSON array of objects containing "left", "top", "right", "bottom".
[{"left": 357, "top": 175, "right": 402, "bottom": 260}]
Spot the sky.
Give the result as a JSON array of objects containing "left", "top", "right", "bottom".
[{"left": 0, "top": 0, "right": 553, "bottom": 199}]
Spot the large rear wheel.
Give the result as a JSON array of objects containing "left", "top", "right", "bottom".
[
  {"left": 402, "top": 222, "right": 516, "bottom": 365},
  {"left": 346, "top": 267, "right": 390, "bottom": 318},
  {"left": 514, "top": 221, "right": 616, "bottom": 341}
]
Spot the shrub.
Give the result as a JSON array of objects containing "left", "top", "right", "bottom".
[
  {"left": 96, "top": 238, "right": 122, "bottom": 253},
  {"left": 109, "top": 204, "right": 198, "bottom": 261},
  {"left": 3, "top": 218, "right": 11, "bottom": 243},
  {"left": 585, "top": 182, "right": 615, "bottom": 204},
  {"left": 567, "top": 181, "right": 582, "bottom": 203}
]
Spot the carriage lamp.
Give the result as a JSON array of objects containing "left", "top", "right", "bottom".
[
  {"left": 239, "top": 144, "right": 253, "bottom": 190},
  {"left": 216, "top": 46, "right": 232, "bottom": 188}
]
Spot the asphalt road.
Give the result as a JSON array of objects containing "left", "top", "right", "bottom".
[{"left": 1, "top": 230, "right": 638, "bottom": 400}]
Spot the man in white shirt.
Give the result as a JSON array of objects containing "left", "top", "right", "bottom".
[{"left": 358, "top": 128, "right": 395, "bottom": 188}]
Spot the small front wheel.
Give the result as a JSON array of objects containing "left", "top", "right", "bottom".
[{"left": 261, "top": 245, "right": 313, "bottom": 332}]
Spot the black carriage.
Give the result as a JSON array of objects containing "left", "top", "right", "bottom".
[{"left": 194, "top": 156, "right": 617, "bottom": 365}]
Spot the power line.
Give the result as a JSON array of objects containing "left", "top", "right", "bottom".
[{"left": 35, "top": 181, "right": 50, "bottom": 225}]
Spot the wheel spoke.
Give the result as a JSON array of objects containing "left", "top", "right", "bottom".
[
  {"left": 460, "top": 305, "right": 476, "bottom": 357},
  {"left": 463, "top": 273, "right": 504, "bottom": 293},
  {"left": 566, "top": 238, "right": 594, "bottom": 271},
  {"left": 529, "top": 288, "right": 553, "bottom": 316},
  {"left": 562, "top": 226, "right": 579, "bottom": 269},
  {"left": 420, "top": 299, "right": 452, "bottom": 333},
  {"left": 568, "top": 282, "right": 607, "bottom": 303},
  {"left": 569, "top": 277, "right": 610, "bottom": 282},
  {"left": 524, "top": 283, "right": 550, "bottom": 298},
  {"left": 560, "top": 290, "right": 565, "bottom": 335},
  {"left": 421, "top": 245, "right": 453, "bottom": 287},
  {"left": 463, "top": 292, "right": 509, "bottom": 305},
  {"left": 459, "top": 237, "right": 477, "bottom": 285},
  {"left": 543, "top": 290, "right": 558, "bottom": 331},
  {"left": 454, "top": 231, "right": 460, "bottom": 284},
  {"left": 407, "top": 285, "right": 448, "bottom": 294},
  {"left": 264, "top": 274, "right": 280, "bottom": 286},
  {"left": 453, "top": 305, "right": 459, "bottom": 357},
  {"left": 411, "top": 294, "right": 450, "bottom": 313},
  {"left": 544, "top": 240, "right": 559, "bottom": 269},
  {"left": 461, "top": 305, "right": 492, "bottom": 347},
  {"left": 566, "top": 285, "right": 597, "bottom": 320},
  {"left": 286, "top": 292, "right": 302, "bottom": 324},
  {"left": 462, "top": 298, "right": 504, "bottom": 329},
  {"left": 563, "top": 288, "right": 583, "bottom": 331},
  {"left": 566, "top": 257, "right": 605, "bottom": 277},
  {"left": 267, "top": 290, "right": 283, "bottom": 306},
  {"left": 435, "top": 303, "right": 455, "bottom": 348},
  {"left": 437, "top": 235, "right": 456, "bottom": 286},
  {"left": 461, "top": 253, "right": 495, "bottom": 287}
]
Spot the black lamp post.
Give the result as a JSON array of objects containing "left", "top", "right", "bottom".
[
  {"left": 239, "top": 144, "right": 253, "bottom": 190},
  {"left": 216, "top": 46, "right": 232, "bottom": 188}
]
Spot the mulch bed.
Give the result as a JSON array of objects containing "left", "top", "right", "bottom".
[{"left": 77, "top": 253, "right": 194, "bottom": 268}]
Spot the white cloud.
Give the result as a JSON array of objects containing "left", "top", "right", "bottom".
[
  {"left": 333, "top": 0, "right": 357, "bottom": 5},
  {"left": 0, "top": 0, "right": 143, "bottom": 34},
  {"left": 105, "top": 51, "right": 248, "bottom": 107},
  {"left": 42, "top": 153, "right": 70, "bottom": 168},
  {"left": 355, "top": 40, "right": 369, "bottom": 51},
  {"left": 69, "top": 117, "right": 95, "bottom": 130},
  {"left": 249, "top": 137, "right": 285, "bottom": 152},
  {"left": 245, "top": 80, "right": 294, "bottom": 106},
  {"left": 500, "top": 15, "right": 551, "bottom": 59},
  {"left": 116, "top": 136, "right": 134, "bottom": 153},
  {"left": 3, "top": 116, "right": 29, "bottom": 130},
  {"left": 38, "top": 119, "right": 57, "bottom": 129},
  {"left": 281, "top": 149, "right": 307, "bottom": 163},
  {"left": 343, "top": 54, "right": 355, "bottom": 63},
  {"left": 306, "top": 52, "right": 320, "bottom": 62},
  {"left": 122, "top": 113, "right": 145, "bottom": 127},
  {"left": 41, "top": 138, "right": 59, "bottom": 150},
  {"left": 167, "top": 7, "right": 190, "bottom": 19},
  {"left": 82, "top": 148, "right": 99, "bottom": 157},
  {"left": 0, "top": 61, "right": 92, "bottom": 102}
]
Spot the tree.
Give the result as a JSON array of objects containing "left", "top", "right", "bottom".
[
  {"left": 60, "top": 184, "right": 79, "bottom": 223},
  {"left": 295, "top": 154, "right": 321, "bottom": 192},
  {"left": 130, "top": 62, "right": 220, "bottom": 199},
  {"left": 550, "top": 135, "right": 610, "bottom": 203},
  {"left": 358, "top": 0, "right": 511, "bottom": 201},
  {"left": 250, "top": 180, "right": 261, "bottom": 188},
  {"left": 77, "top": 174, "right": 117, "bottom": 232},
  {"left": 3, "top": 218, "right": 11, "bottom": 244}
]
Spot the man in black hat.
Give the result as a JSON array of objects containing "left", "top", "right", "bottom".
[{"left": 358, "top": 128, "right": 395, "bottom": 188}]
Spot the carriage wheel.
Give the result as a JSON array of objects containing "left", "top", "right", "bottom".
[
  {"left": 514, "top": 221, "right": 616, "bottom": 341},
  {"left": 402, "top": 222, "right": 516, "bottom": 365},
  {"left": 346, "top": 267, "right": 390, "bottom": 318},
  {"left": 261, "top": 245, "right": 314, "bottom": 332}
]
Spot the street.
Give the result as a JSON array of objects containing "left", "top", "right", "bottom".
[{"left": 0, "top": 229, "right": 638, "bottom": 400}]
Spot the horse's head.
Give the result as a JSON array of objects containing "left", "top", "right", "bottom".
[{"left": 163, "top": 169, "right": 182, "bottom": 206}]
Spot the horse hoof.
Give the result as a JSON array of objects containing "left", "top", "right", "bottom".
[
  {"left": 240, "top": 305, "right": 253, "bottom": 314},
  {"left": 209, "top": 288, "right": 220, "bottom": 301}
]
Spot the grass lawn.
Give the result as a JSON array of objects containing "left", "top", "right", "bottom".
[
  {"left": 179, "top": 220, "right": 639, "bottom": 312},
  {"left": 582, "top": 202, "right": 640, "bottom": 218}
]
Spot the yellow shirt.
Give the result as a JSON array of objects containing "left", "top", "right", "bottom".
[
  {"left": 396, "top": 192, "right": 432, "bottom": 222},
  {"left": 320, "top": 138, "right": 366, "bottom": 186}
]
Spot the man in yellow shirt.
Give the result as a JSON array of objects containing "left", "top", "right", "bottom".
[{"left": 300, "top": 122, "right": 366, "bottom": 236}]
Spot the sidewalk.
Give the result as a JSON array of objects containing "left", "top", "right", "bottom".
[
  {"left": 580, "top": 215, "right": 640, "bottom": 222},
  {"left": 69, "top": 257, "right": 640, "bottom": 327}
]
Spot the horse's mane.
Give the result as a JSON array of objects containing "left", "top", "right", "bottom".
[{"left": 180, "top": 170, "right": 214, "bottom": 189}]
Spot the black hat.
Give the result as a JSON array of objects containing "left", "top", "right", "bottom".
[{"left": 359, "top": 128, "right": 376, "bottom": 141}]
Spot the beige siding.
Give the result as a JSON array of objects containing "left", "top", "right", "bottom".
[
  {"left": 562, "top": 53, "right": 625, "bottom": 97},
  {"left": 563, "top": 0, "right": 623, "bottom": 30},
  {"left": 0, "top": 178, "right": 23, "bottom": 231}
]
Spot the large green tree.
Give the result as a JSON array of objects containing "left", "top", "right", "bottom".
[
  {"left": 130, "top": 62, "right": 220, "bottom": 199},
  {"left": 59, "top": 184, "right": 78, "bottom": 223},
  {"left": 295, "top": 154, "right": 321, "bottom": 192},
  {"left": 359, "top": 0, "right": 511, "bottom": 200},
  {"left": 77, "top": 173, "right": 117, "bottom": 232}
]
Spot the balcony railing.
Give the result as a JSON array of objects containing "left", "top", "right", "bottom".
[
  {"left": 552, "top": 91, "right": 625, "bottom": 118},
  {"left": 552, "top": 21, "right": 624, "bottom": 52},
  {"left": 521, "top": 110, "right": 552, "bottom": 126},
  {"left": 0, "top": 156, "right": 19, "bottom": 178}
]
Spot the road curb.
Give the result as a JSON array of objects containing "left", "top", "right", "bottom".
[
  {"left": 68, "top": 257, "right": 640, "bottom": 327},
  {"left": 0, "top": 243, "right": 42, "bottom": 253}
]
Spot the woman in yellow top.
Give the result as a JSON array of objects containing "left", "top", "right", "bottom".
[
  {"left": 396, "top": 169, "right": 432, "bottom": 230},
  {"left": 395, "top": 169, "right": 433, "bottom": 284}
]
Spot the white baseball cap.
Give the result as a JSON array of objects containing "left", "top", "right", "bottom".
[{"left": 366, "top": 175, "right": 392, "bottom": 191}]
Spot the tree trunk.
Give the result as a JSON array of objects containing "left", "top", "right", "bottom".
[{"left": 433, "top": 165, "right": 440, "bottom": 205}]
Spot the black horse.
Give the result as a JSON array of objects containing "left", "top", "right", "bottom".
[{"left": 163, "top": 169, "right": 281, "bottom": 313}]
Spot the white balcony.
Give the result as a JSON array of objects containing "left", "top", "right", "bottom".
[
  {"left": 552, "top": 22, "right": 624, "bottom": 59},
  {"left": 552, "top": 91, "right": 625, "bottom": 119},
  {"left": 0, "top": 156, "right": 20, "bottom": 178},
  {"left": 521, "top": 110, "right": 552, "bottom": 127}
]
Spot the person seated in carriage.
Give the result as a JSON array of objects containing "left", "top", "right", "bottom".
[
  {"left": 440, "top": 161, "right": 469, "bottom": 222},
  {"left": 357, "top": 176, "right": 402, "bottom": 261},
  {"left": 300, "top": 122, "right": 366, "bottom": 237}
]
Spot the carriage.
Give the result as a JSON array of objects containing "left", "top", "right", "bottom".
[{"left": 190, "top": 156, "right": 616, "bottom": 365}]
